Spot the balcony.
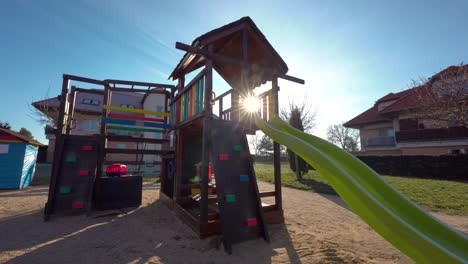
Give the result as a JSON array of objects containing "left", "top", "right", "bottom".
[
  {"left": 366, "top": 136, "right": 396, "bottom": 147},
  {"left": 396, "top": 126, "right": 468, "bottom": 143}
]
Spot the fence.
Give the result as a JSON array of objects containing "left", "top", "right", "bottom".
[{"left": 357, "top": 155, "right": 468, "bottom": 180}]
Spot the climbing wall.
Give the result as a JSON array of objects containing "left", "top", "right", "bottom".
[
  {"left": 211, "top": 120, "right": 269, "bottom": 253},
  {"left": 49, "top": 135, "right": 100, "bottom": 215}
]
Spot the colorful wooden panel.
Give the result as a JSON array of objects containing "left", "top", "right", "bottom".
[
  {"left": 103, "top": 105, "right": 170, "bottom": 117},
  {"left": 108, "top": 113, "right": 164, "bottom": 123},
  {"left": 79, "top": 170, "right": 89, "bottom": 176},
  {"left": 172, "top": 75, "right": 205, "bottom": 125}
]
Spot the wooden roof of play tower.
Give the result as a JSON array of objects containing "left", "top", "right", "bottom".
[{"left": 169, "top": 17, "right": 289, "bottom": 89}]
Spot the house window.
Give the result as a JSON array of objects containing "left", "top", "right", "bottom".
[
  {"left": 82, "top": 99, "right": 101, "bottom": 106},
  {"left": 378, "top": 128, "right": 394, "bottom": 137},
  {"left": 120, "top": 104, "right": 135, "bottom": 108},
  {"left": 81, "top": 120, "right": 99, "bottom": 131}
]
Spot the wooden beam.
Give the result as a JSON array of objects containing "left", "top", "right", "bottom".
[
  {"left": 106, "top": 135, "right": 168, "bottom": 144},
  {"left": 64, "top": 74, "right": 105, "bottom": 85},
  {"left": 175, "top": 42, "right": 305, "bottom": 85},
  {"left": 104, "top": 79, "right": 175, "bottom": 89},
  {"left": 260, "top": 191, "right": 276, "bottom": 198},
  {"left": 272, "top": 77, "right": 282, "bottom": 210},
  {"left": 214, "top": 89, "right": 232, "bottom": 101},
  {"left": 44, "top": 76, "right": 70, "bottom": 219},
  {"left": 66, "top": 87, "right": 77, "bottom": 135},
  {"left": 200, "top": 59, "right": 213, "bottom": 225}
]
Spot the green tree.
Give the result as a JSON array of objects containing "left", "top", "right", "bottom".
[
  {"left": 257, "top": 135, "right": 273, "bottom": 157},
  {"left": 0, "top": 121, "right": 11, "bottom": 129},
  {"left": 286, "top": 106, "right": 310, "bottom": 180},
  {"left": 19, "top": 127, "right": 34, "bottom": 139}
]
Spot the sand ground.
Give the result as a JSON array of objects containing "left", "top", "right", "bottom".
[{"left": 0, "top": 182, "right": 466, "bottom": 264}]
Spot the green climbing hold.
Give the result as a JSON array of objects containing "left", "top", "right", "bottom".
[
  {"left": 59, "top": 187, "right": 71, "bottom": 194},
  {"left": 65, "top": 156, "right": 76, "bottom": 163},
  {"left": 233, "top": 145, "right": 243, "bottom": 151},
  {"left": 225, "top": 194, "right": 236, "bottom": 203}
]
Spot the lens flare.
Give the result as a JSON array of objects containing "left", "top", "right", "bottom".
[{"left": 242, "top": 94, "right": 260, "bottom": 113}]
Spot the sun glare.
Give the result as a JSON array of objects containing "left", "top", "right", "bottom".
[{"left": 241, "top": 94, "right": 261, "bottom": 113}]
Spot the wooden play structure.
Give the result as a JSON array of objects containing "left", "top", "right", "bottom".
[{"left": 44, "top": 17, "right": 304, "bottom": 253}]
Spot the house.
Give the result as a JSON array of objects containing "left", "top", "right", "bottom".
[
  {"left": 32, "top": 89, "right": 166, "bottom": 175},
  {"left": 344, "top": 65, "right": 468, "bottom": 156},
  {"left": 0, "top": 128, "right": 44, "bottom": 189}
]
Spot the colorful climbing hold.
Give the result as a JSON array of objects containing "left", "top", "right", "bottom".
[
  {"left": 65, "top": 156, "right": 76, "bottom": 163},
  {"left": 82, "top": 145, "right": 93, "bottom": 151},
  {"left": 218, "top": 154, "right": 229, "bottom": 161},
  {"left": 72, "top": 202, "right": 84, "bottom": 209},
  {"left": 224, "top": 194, "right": 236, "bottom": 203},
  {"left": 245, "top": 218, "right": 257, "bottom": 227},
  {"left": 240, "top": 175, "right": 249, "bottom": 182},
  {"left": 59, "top": 187, "right": 71, "bottom": 194},
  {"left": 233, "top": 145, "right": 243, "bottom": 151},
  {"left": 79, "top": 170, "right": 89, "bottom": 176}
]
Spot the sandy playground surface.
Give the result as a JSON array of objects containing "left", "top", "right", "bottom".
[{"left": 1, "top": 181, "right": 467, "bottom": 264}]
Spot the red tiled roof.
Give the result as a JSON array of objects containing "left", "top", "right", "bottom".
[
  {"left": 344, "top": 64, "right": 467, "bottom": 128},
  {"left": 343, "top": 105, "right": 392, "bottom": 128}
]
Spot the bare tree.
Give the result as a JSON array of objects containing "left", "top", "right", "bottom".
[
  {"left": 327, "top": 123, "right": 360, "bottom": 152},
  {"left": 280, "top": 98, "right": 317, "bottom": 132},
  {"left": 28, "top": 86, "right": 58, "bottom": 128},
  {"left": 410, "top": 63, "right": 468, "bottom": 128},
  {"left": 248, "top": 133, "right": 261, "bottom": 155}
]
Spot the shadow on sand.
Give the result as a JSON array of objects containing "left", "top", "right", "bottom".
[{"left": 1, "top": 189, "right": 303, "bottom": 263}]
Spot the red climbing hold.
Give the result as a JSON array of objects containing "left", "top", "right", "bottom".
[
  {"left": 245, "top": 218, "right": 257, "bottom": 227},
  {"left": 218, "top": 154, "right": 229, "bottom": 161},
  {"left": 72, "top": 202, "right": 84, "bottom": 209},
  {"left": 79, "top": 170, "right": 89, "bottom": 176},
  {"left": 82, "top": 145, "right": 93, "bottom": 151}
]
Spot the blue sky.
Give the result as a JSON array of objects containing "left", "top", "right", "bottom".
[{"left": 1, "top": 0, "right": 467, "bottom": 144}]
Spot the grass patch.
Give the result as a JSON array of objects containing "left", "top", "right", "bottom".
[{"left": 254, "top": 162, "right": 468, "bottom": 215}]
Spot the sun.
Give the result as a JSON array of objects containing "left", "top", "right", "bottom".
[{"left": 241, "top": 94, "right": 260, "bottom": 113}]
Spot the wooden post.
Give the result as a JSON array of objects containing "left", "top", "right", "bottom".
[
  {"left": 174, "top": 77, "right": 184, "bottom": 201},
  {"left": 200, "top": 59, "right": 213, "bottom": 225},
  {"left": 231, "top": 90, "right": 239, "bottom": 122},
  {"left": 174, "top": 129, "right": 182, "bottom": 200},
  {"left": 219, "top": 97, "right": 223, "bottom": 119},
  {"left": 66, "top": 86, "right": 77, "bottom": 135},
  {"left": 44, "top": 76, "right": 69, "bottom": 218},
  {"left": 272, "top": 77, "right": 282, "bottom": 210},
  {"left": 97, "top": 84, "right": 111, "bottom": 179}
]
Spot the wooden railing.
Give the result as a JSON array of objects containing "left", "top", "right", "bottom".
[
  {"left": 214, "top": 89, "right": 232, "bottom": 120},
  {"left": 396, "top": 126, "right": 468, "bottom": 142},
  {"left": 169, "top": 70, "right": 205, "bottom": 126},
  {"left": 213, "top": 88, "right": 274, "bottom": 124}
]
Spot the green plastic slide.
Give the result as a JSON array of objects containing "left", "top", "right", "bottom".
[{"left": 255, "top": 115, "right": 468, "bottom": 264}]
